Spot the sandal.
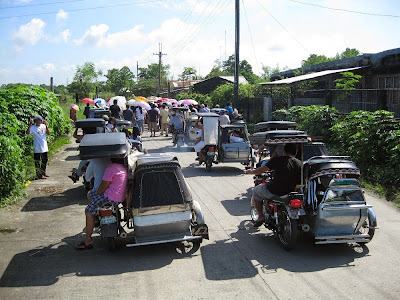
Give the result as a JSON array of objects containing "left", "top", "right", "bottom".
[
  {"left": 75, "top": 241, "right": 93, "bottom": 250},
  {"left": 68, "top": 172, "right": 79, "bottom": 183}
]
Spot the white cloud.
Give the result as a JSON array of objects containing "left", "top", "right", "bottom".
[
  {"left": 73, "top": 24, "right": 109, "bottom": 46},
  {"left": 61, "top": 29, "right": 71, "bottom": 43},
  {"left": 99, "top": 25, "right": 145, "bottom": 47},
  {"left": 56, "top": 9, "right": 68, "bottom": 22},
  {"left": 12, "top": 18, "right": 46, "bottom": 51}
]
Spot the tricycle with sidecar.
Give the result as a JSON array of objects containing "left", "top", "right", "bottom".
[
  {"left": 197, "top": 112, "right": 254, "bottom": 171},
  {"left": 249, "top": 130, "right": 376, "bottom": 250},
  {"left": 79, "top": 133, "right": 209, "bottom": 251}
]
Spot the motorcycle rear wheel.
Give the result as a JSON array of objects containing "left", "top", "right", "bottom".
[
  {"left": 205, "top": 157, "right": 212, "bottom": 172},
  {"left": 276, "top": 210, "right": 298, "bottom": 251},
  {"left": 358, "top": 213, "right": 375, "bottom": 244}
]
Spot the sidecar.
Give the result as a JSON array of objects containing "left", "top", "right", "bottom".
[
  {"left": 254, "top": 121, "right": 297, "bottom": 133},
  {"left": 304, "top": 156, "right": 377, "bottom": 244},
  {"left": 126, "top": 154, "right": 209, "bottom": 247}
]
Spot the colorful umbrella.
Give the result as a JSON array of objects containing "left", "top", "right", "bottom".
[
  {"left": 178, "top": 99, "right": 198, "bottom": 105},
  {"left": 135, "top": 101, "right": 151, "bottom": 110},
  {"left": 94, "top": 98, "right": 107, "bottom": 107},
  {"left": 81, "top": 98, "right": 94, "bottom": 105},
  {"left": 70, "top": 104, "right": 79, "bottom": 111},
  {"left": 135, "top": 96, "right": 148, "bottom": 102},
  {"left": 156, "top": 97, "right": 169, "bottom": 104}
]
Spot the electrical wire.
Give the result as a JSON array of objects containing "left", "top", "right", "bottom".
[
  {"left": 242, "top": 0, "right": 260, "bottom": 75},
  {"left": 169, "top": 0, "right": 230, "bottom": 56},
  {"left": 181, "top": 0, "right": 201, "bottom": 24},
  {"left": 255, "top": 0, "right": 310, "bottom": 54},
  {"left": 0, "top": 0, "right": 87, "bottom": 10},
  {"left": 168, "top": 0, "right": 215, "bottom": 54},
  {"left": 287, "top": 0, "right": 400, "bottom": 18},
  {"left": 0, "top": 0, "right": 161, "bottom": 20}
]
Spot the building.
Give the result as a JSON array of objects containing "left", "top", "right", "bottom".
[
  {"left": 192, "top": 76, "right": 248, "bottom": 95},
  {"left": 261, "top": 48, "right": 400, "bottom": 117}
]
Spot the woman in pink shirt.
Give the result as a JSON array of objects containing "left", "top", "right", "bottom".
[{"left": 75, "top": 158, "right": 128, "bottom": 250}]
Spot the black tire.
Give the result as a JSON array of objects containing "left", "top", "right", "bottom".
[
  {"left": 276, "top": 209, "right": 298, "bottom": 251},
  {"left": 359, "top": 213, "right": 375, "bottom": 244},
  {"left": 107, "top": 237, "right": 117, "bottom": 252},
  {"left": 205, "top": 157, "right": 212, "bottom": 172}
]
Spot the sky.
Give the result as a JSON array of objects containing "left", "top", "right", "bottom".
[{"left": 0, "top": 0, "right": 400, "bottom": 86}]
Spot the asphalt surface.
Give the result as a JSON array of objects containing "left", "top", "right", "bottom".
[{"left": 1, "top": 131, "right": 400, "bottom": 299}]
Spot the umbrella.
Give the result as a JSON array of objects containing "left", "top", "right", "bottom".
[
  {"left": 127, "top": 99, "right": 138, "bottom": 106},
  {"left": 82, "top": 98, "right": 94, "bottom": 105},
  {"left": 178, "top": 99, "right": 198, "bottom": 105},
  {"left": 135, "top": 101, "right": 151, "bottom": 110},
  {"left": 71, "top": 104, "right": 79, "bottom": 111},
  {"left": 147, "top": 96, "right": 159, "bottom": 102},
  {"left": 156, "top": 98, "right": 169, "bottom": 104},
  {"left": 109, "top": 96, "right": 127, "bottom": 108},
  {"left": 94, "top": 98, "right": 107, "bottom": 108},
  {"left": 135, "top": 96, "right": 148, "bottom": 102}
]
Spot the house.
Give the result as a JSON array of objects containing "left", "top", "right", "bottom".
[
  {"left": 158, "top": 79, "right": 201, "bottom": 98},
  {"left": 261, "top": 48, "right": 400, "bottom": 117},
  {"left": 192, "top": 76, "right": 248, "bottom": 94}
]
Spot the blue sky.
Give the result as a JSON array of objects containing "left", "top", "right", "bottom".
[{"left": 0, "top": 0, "right": 399, "bottom": 86}]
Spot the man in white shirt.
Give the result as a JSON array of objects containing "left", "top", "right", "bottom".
[
  {"left": 229, "top": 130, "right": 245, "bottom": 143},
  {"left": 84, "top": 158, "right": 111, "bottom": 192},
  {"left": 218, "top": 110, "right": 230, "bottom": 126},
  {"left": 26, "top": 115, "right": 50, "bottom": 180}
]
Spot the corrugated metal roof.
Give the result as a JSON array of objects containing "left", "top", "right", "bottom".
[{"left": 260, "top": 66, "right": 366, "bottom": 86}]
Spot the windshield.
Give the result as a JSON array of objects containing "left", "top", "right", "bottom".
[{"left": 324, "top": 187, "right": 365, "bottom": 203}]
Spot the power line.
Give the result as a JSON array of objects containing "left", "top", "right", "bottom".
[
  {"left": 255, "top": 0, "right": 310, "bottom": 54},
  {"left": 181, "top": 0, "right": 200, "bottom": 24},
  {"left": 0, "top": 0, "right": 87, "bottom": 10},
  {"left": 287, "top": 0, "right": 400, "bottom": 18},
  {"left": 170, "top": 0, "right": 230, "bottom": 56},
  {"left": 242, "top": 0, "right": 260, "bottom": 75},
  {"left": 0, "top": 0, "right": 161, "bottom": 20}
]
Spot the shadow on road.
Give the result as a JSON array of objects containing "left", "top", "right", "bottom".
[
  {"left": 0, "top": 233, "right": 201, "bottom": 287},
  {"left": 22, "top": 186, "right": 87, "bottom": 211},
  {"left": 63, "top": 146, "right": 79, "bottom": 152},
  {"left": 221, "top": 187, "right": 252, "bottom": 216},
  {"left": 65, "top": 154, "right": 80, "bottom": 161},
  {"left": 200, "top": 220, "right": 370, "bottom": 280}
]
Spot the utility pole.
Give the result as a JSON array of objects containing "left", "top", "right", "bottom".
[
  {"left": 153, "top": 43, "right": 167, "bottom": 96},
  {"left": 136, "top": 61, "right": 139, "bottom": 83},
  {"left": 234, "top": 0, "right": 240, "bottom": 109}
]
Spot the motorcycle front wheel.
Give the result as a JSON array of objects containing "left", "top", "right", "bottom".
[{"left": 276, "top": 209, "right": 298, "bottom": 251}]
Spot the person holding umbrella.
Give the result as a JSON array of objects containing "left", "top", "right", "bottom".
[{"left": 26, "top": 115, "right": 50, "bottom": 180}]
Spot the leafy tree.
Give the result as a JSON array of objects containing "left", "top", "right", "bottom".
[
  {"left": 301, "top": 54, "right": 332, "bottom": 67},
  {"left": 205, "top": 65, "right": 226, "bottom": 79},
  {"left": 334, "top": 71, "right": 362, "bottom": 101},
  {"left": 105, "top": 66, "right": 135, "bottom": 95},
  {"left": 68, "top": 62, "right": 102, "bottom": 98},
  {"left": 209, "top": 83, "right": 256, "bottom": 107},
  {"left": 336, "top": 48, "right": 360, "bottom": 60},
  {"left": 178, "top": 67, "right": 198, "bottom": 81},
  {"left": 131, "top": 79, "right": 158, "bottom": 97},
  {"left": 220, "top": 54, "right": 258, "bottom": 83}
]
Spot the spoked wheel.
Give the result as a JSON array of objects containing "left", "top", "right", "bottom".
[
  {"left": 358, "top": 213, "right": 375, "bottom": 244},
  {"left": 276, "top": 210, "right": 298, "bottom": 251},
  {"left": 205, "top": 157, "right": 212, "bottom": 172},
  {"left": 107, "top": 237, "right": 117, "bottom": 252}
]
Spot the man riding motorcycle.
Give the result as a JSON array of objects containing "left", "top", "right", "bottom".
[
  {"left": 245, "top": 143, "right": 302, "bottom": 227},
  {"left": 168, "top": 111, "right": 184, "bottom": 145}
]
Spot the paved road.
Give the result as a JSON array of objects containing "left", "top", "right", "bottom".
[{"left": 1, "top": 132, "right": 400, "bottom": 299}]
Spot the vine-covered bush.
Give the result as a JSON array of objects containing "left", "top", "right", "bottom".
[
  {"left": 273, "top": 105, "right": 340, "bottom": 142},
  {"left": 331, "top": 110, "right": 400, "bottom": 189},
  {"left": 0, "top": 85, "right": 71, "bottom": 206}
]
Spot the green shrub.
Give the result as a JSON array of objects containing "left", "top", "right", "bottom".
[
  {"left": 0, "top": 85, "right": 71, "bottom": 205},
  {"left": 273, "top": 105, "right": 340, "bottom": 142},
  {"left": 0, "top": 136, "right": 26, "bottom": 206}
]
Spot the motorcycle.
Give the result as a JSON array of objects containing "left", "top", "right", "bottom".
[{"left": 250, "top": 191, "right": 304, "bottom": 250}]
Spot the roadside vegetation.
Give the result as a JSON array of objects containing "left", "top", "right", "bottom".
[
  {"left": 0, "top": 85, "right": 71, "bottom": 207},
  {"left": 273, "top": 105, "right": 400, "bottom": 207}
]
